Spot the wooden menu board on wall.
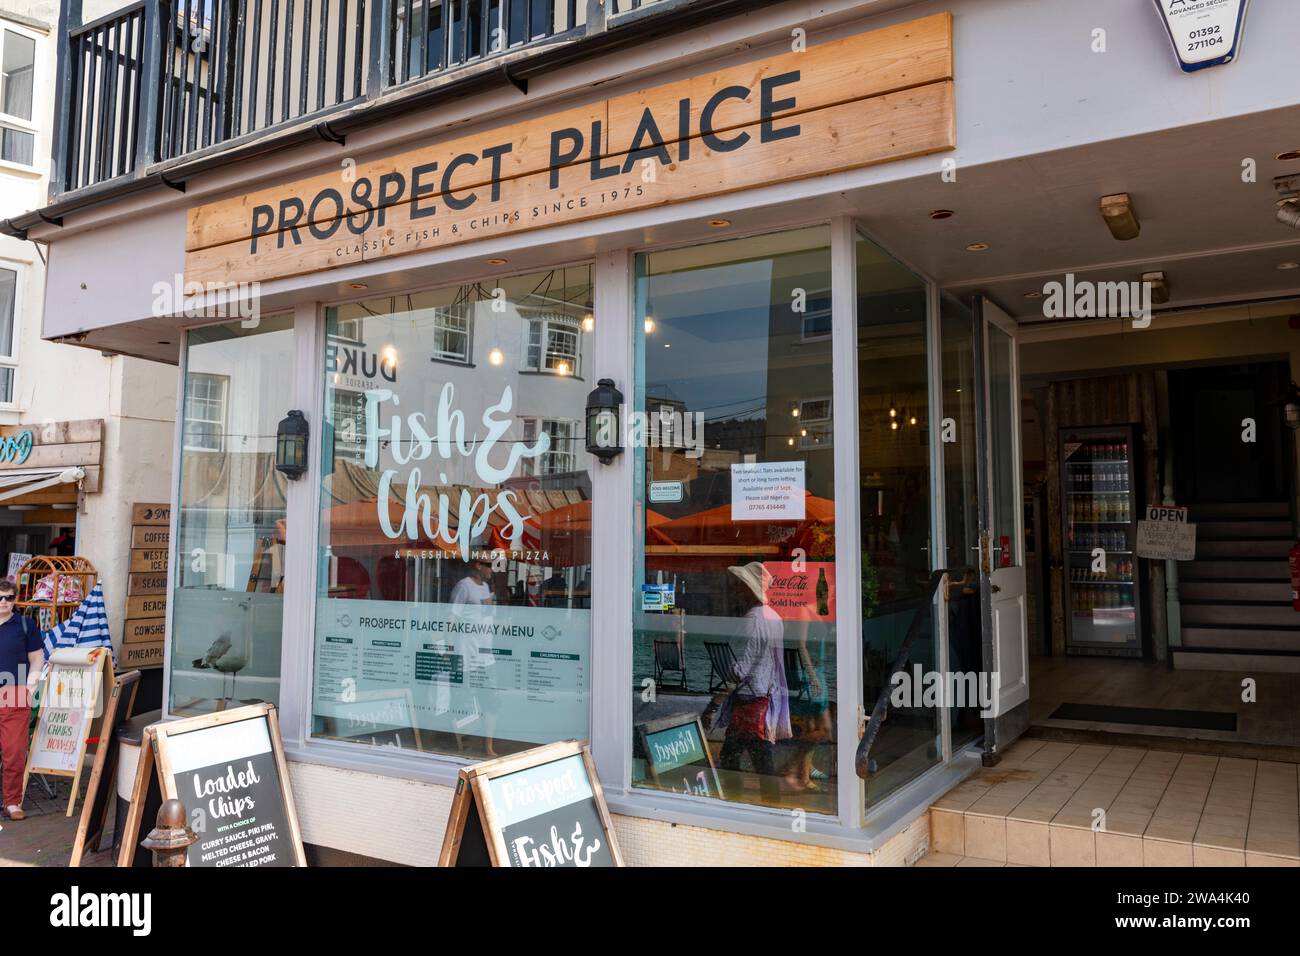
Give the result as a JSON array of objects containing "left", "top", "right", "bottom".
[
  {"left": 123, "top": 503, "right": 169, "bottom": 670},
  {"left": 439, "top": 740, "right": 622, "bottom": 867}
]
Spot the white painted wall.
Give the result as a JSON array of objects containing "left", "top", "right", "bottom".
[{"left": 0, "top": 4, "right": 176, "bottom": 643}]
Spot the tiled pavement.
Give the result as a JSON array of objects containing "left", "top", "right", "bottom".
[
  {"left": 921, "top": 739, "right": 1300, "bottom": 867},
  {"left": 0, "top": 776, "right": 114, "bottom": 867}
]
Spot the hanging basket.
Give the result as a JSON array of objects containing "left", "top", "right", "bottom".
[{"left": 15, "top": 555, "right": 98, "bottom": 629}]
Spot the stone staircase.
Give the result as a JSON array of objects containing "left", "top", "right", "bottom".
[{"left": 1175, "top": 501, "right": 1300, "bottom": 672}]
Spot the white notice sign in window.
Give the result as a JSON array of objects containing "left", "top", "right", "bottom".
[{"left": 731, "top": 461, "right": 806, "bottom": 521}]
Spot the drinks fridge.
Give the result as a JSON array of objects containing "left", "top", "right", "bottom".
[{"left": 1060, "top": 425, "right": 1143, "bottom": 657}]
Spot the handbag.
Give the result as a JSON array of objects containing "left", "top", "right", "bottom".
[{"left": 727, "top": 693, "right": 769, "bottom": 740}]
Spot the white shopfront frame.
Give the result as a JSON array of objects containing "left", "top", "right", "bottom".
[{"left": 160, "top": 216, "right": 982, "bottom": 855}]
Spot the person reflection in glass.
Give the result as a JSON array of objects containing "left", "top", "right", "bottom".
[
  {"left": 718, "top": 562, "right": 791, "bottom": 805},
  {"left": 450, "top": 557, "right": 498, "bottom": 757}
]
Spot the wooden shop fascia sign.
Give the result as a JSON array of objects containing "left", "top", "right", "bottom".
[{"left": 185, "top": 13, "right": 955, "bottom": 286}]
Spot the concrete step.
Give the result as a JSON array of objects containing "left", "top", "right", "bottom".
[
  {"left": 1181, "top": 627, "right": 1300, "bottom": 653},
  {"left": 1173, "top": 650, "right": 1300, "bottom": 673},
  {"left": 1180, "top": 581, "right": 1292, "bottom": 602},
  {"left": 1196, "top": 520, "right": 1293, "bottom": 539},
  {"left": 1196, "top": 539, "right": 1292, "bottom": 559},
  {"left": 1181, "top": 602, "right": 1300, "bottom": 628},
  {"left": 1178, "top": 560, "right": 1287, "bottom": 581},
  {"left": 1189, "top": 502, "right": 1290, "bottom": 520}
]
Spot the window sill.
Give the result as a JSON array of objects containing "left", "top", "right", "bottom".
[
  {"left": 279, "top": 735, "right": 983, "bottom": 858},
  {"left": 0, "top": 158, "right": 40, "bottom": 179},
  {"left": 518, "top": 370, "right": 584, "bottom": 382},
  {"left": 428, "top": 356, "right": 474, "bottom": 369}
]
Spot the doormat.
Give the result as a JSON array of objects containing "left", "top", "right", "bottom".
[{"left": 1049, "top": 703, "right": 1237, "bottom": 732}]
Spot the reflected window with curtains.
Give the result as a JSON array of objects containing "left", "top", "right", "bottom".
[{"left": 854, "top": 233, "right": 938, "bottom": 807}]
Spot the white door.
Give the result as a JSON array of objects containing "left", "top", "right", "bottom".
[{"left": 975, "top": 298, "right": 1029, "bottom": 736}]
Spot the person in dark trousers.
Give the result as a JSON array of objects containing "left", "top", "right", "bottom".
[{"left": 0, "top": 578, "right": 42, "bottom": 820}]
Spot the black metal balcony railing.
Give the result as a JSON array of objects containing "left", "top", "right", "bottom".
[
  {"left": 51, "top": 0, "right": 694, "bottom": 197},
  {"left": 64, "top": 4, "right": 149, "bottom": 192}
]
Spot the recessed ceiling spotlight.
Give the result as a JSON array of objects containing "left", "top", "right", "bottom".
[
  {"left": 349, "top": 282, "right": 368, "bottom": 290},
  {"left": 929, "top": 209, "right": 955, "bottom": 220},
  {"left": 1024, "top": 290, "right": 1043, "bottom": 299},
  {"left": 965, "top": 242, "right": 990, "bottom": 252},
  {"left": 487, "top": 257, "right": 508, "bottom": 265},
  {"left": 707, "top": 218, "right": 731, "bottom": 228},
  {"left": 1278, "top": 261, "right": 1300, "bottom": 270},
  {"left": 1276, "top": 149, "right": 1300, "bottom": 161}
]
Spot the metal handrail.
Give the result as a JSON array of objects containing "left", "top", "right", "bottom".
[{"left": 854, "top": 566, "right": 977, "bottom": 779}]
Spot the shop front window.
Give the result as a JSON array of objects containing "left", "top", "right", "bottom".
[
  {"left": 169, "top": 316, "right": 294, "bottom": 716},
  {"left": 632, "top": 227, "right": 838, "bottom": 814},
  {"left": 311, "top": 268, "right": 594, "bottom": 759},
  {"left": 855, "top": 233, "right": 937, "bottom": 807}
]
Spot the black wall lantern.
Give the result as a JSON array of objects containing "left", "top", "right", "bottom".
[
  {"left": 586, "top": 378, "right": 624, "bottom": 463},
  {"left": 276, "top": 409, "right": 309, "bottom": 480}
]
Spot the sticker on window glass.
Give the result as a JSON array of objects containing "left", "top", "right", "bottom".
[
  {"left": 730, "top": 461, "right": 806, "bottom": 521},
  {"left": 648, "top": 480, "right": 683, "bottom": 503},
  {"left": 640, "top": 583, "right": 674, "bottom": 611}
]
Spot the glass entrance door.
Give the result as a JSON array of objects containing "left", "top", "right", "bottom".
[{"left": 973, "top": 297, "right": 1029, "bottom": 750}]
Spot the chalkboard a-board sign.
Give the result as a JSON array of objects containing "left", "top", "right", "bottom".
[
  {"left": 635, "top": 714, "right": 723, "bottom": 799},
  {"left": 70, "top": 668, "right": 141, "bottom": 867},
  {"left": 439, "top": 740, "right": 623, "bottom": 867},
  {"left": 116, "top": 703, "right": 306, "bottom": 867}
]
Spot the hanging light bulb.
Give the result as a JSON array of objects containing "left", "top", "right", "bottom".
[
  {"left": 381, "top": 345, "right": 398, "bottom": 367},
  {"left": 891, "top": 421, "right": 899, "bottom": 431},
  {"left": 910, "top": 416, "right": 917, "bottom": 426},
  {"left": 582, "top": 313, "right": 595, "bottom": 333},
  {"left": 644, "top": 297, "right": 656, "bottom": 334},
  {"left": 787, "top": 437, "right": 795, "bottom": 446},
  {"left": 488, "top": 347, "right": 504, "bottom": 366},
  {"left": 889, "top": 406, "right": 897, "bottom": 419},
  {"left": 792, "top": 406, "right": 800, "bottom": 418},
  {"left": 800, "top": 428, "right": 807, "bottom": 437},
  {"left": 557, "top": 360, "right": 572, "bottom": 376}
]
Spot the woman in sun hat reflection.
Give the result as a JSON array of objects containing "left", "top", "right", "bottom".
[{"left": 717, "top": 561, "right": 791, "bottom": 804}]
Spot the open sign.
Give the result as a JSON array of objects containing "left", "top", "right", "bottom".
[{"left": 1146, "top": 506, "right": 1188, "bottom": 523}]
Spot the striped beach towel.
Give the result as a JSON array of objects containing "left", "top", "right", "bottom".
[{"left": 40, "top": 582, "right": 116, "bottom": 665}]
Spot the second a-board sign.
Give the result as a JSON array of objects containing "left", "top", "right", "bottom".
[
  {"left": 117, "top": 703, "right": 307, "bottom": 867},
  {"left": 70, "top": 668, "right": 141, "bottom": 866},
  {"left": 439, "top": 740, "right": 622, "bottom": 867},
  {"left": 24, "top": 646, "right": 110, "bottom": 816},
  {"left": 123, "top": 502, "right": 170, "bottom": 669},
  {"left": 635, "top": 714, "right": 723, "bottom": 799}
]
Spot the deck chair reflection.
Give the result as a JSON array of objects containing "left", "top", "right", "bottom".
[{"left": 653, "top": 639, "right": 688, "bottom": 692}]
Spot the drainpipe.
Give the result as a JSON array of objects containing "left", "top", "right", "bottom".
[{"left": 1163, "top": 449, "right": 1182, "bottom": 652}]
